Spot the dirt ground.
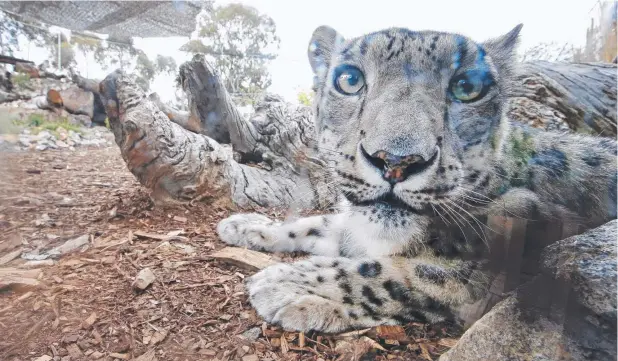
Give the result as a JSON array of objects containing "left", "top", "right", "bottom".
[{"left": 0, "top": 137, "right": 461, "bottom": 361}]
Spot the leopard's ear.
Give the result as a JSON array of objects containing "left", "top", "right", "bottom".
[
  {"left": 308, "top": 26, "right": 345, "bottom": 79},
  {"left": 482, "top": 24, "right": 522, "bottom": 68}
]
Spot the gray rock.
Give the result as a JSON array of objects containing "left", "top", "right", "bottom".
[
  {"left": 70, "top": 114, "right": 92, "bottom": 127},
  {"left": 55, "top": 140, "right": 69, "bottom": 148},
  {"left": 133, "top": 268, "right": 156, "bottom": 290},
  {"left": 19, "top": 136, "right": 32, "bottom": 147},
  {"left": 37, "top": 130, "right": 53, "bottom": 140},
  {"left": 441, "top": 220, "right": 617, "bottom": 361},
  {"left": 240, "top": 327, "right": 261, "bottom": 342}
]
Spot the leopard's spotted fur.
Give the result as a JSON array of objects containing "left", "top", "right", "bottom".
[{"left": 217, "top": 25, "right": 617, "bottom": 332}]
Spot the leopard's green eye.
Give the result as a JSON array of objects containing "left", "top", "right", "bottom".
[{"left": 449, "top": 70, "right": 493, "bottom": 102}]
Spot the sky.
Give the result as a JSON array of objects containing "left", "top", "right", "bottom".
[{"left": 13, "top": 0, "right": 602, "bottom": 104}]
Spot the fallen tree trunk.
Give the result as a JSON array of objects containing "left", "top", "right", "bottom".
[
  {"left": 72, "top": 74, "right": 100, "bottom": 95},
  {"left": 148, "top": 93, "right": 191, "bottom": 131},
  {"left": 71, "top": 74, "right": 107, "bottom": 125},
  {"left": 508, "top": 61, "right": 617, "bottom": 135},
  {"left": 99, "top": 69, "right": 330, "bottom": 209},
  {"left": 99, "top": 56, "right": 616, "bottom": 208}
]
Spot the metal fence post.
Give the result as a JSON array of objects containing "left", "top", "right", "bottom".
[{"left": 57, "top": 32, "right": 61, "bottom": 70}]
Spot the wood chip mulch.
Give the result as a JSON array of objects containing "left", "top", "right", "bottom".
[{"left": 0, "top": 140, "right": 462, "bottom": 361}]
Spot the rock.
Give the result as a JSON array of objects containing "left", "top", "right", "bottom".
[
  {"left": 36, "top": 130, "right": 53, "bottom": 141},
  {"left": 70, "top": 114, "right": 92, "bottom": 127},
  {"left": 59, "top": 87, "right": 94, "bottom": 118},
  {"left": 171, "top": 242, "right": 195, "bottom": 255},
  {"left": 240, "top": 327, "right": 261, "bottom": 342},
  {"left": 14, "top": 62, "right": 40, "bottom": 78},
  {"left": 133, "top": 268, "right": 156, "bottom": 290},
  {"left": 440, "top": 220, "right": 617, "bottom": 361},
  {"left": 55, "top": 140, "right": 69, "bottom": 148},
  {"left": 19, "top": 136, "right": 31, "bottom": 147}
]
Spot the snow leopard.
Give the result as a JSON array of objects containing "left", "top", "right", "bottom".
[{"left": 217, "top": 24, "right": 618, "bottom": 333}]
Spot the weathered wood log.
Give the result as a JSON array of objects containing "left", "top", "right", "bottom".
[
  {"left": 99, "top": 69, "right": 330, "bottom": 209},
  {"left": 148, "top": 93, "right": 191, "bottom": 131},
  {"left": 72, "top": 74, "right": 100, "bottom": 95},
  {"left": 71, "top": 74, "right": 107, "bottom": 125},
  {"left": 508, "top": 61, "right": 617, "bottom": 135},
  {"left": 99, "top": 57, "right": 615, "bottom": 208}
]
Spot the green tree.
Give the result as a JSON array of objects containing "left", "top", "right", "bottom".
[
  {"left": 180, "top": 3, "right": 280, "bottom": 104},
  {"left": 51, "top": 36, "right": 76, "bottom": 69},
  {"left": 155, "top": 55, "right": 177, "bottom": 74},
  {"left": 0, "top": 11, "right": 53, "bottom": 57},
  {"left": 297, "top": 90, "right": 314, "bottom": 106},
  {"left": 73, "top": 35, "right": 178, "bottom": 92}
]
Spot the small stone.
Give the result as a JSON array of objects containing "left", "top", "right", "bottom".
[
  {"left": 37, "top": 130, "right": 52, "bottom": 140},
  {"left": 132, "top": 268, "right": 156, "bottom": 290},
  {"left": 55, "top": 140, "right": 69, "bottom": 148},
  {"left": 172, "top": 242, "right": 195, "bottom": 255},
  {"left": 240, "top": 327, "right": 261, "bottom": 342},
  {"left": 19, "top": 136, "right": 31, "bottom": 147}
]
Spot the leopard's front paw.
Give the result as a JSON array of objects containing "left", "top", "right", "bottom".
[
  {"left": 216, "top": 213, "right": 275, "bottom": 249},
  {"left": 246, "top": 261, "right": 356, "bottom": 333}
]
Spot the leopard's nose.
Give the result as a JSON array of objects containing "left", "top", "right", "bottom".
[{"left": 361, "top": 146, "right": 437, "bottom": 184}]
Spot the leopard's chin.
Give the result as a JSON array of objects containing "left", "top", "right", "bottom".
[{"left": 344, "top": 191, "right": 435, "bottom": 215}]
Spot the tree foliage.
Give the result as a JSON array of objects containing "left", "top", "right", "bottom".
[
  {"left": 0, "top": 11, "right": 53, "bottom": 57},
  {"left": 297, "top": 90, "right": 314, "bottom": 106},
  {"left": 72, "top": 35, "right": 178, "bottom": 92},
  {"left": 180, "top": 3, "right": 280, "bottom": 104}
]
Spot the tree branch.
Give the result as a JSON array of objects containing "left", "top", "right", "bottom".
[{"left": 99, "top": 69, "right": 329, "bottom": 209}]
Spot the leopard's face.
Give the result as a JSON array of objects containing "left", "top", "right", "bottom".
[{"left": 308, "top": 26, "right": 521, "bottom": 216}]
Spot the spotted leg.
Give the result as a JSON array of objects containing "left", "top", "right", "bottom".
[
  {"left": 217, "top": 213, "right": 341, "bottom": 256},
  {"left": 246, "top": 255, "right": 478, "bottom": 332}
]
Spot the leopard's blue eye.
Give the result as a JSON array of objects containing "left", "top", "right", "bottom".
[
  {"left": 450, "top": 70, "right": 493, "bottom": 102},
  {"left": 333, "top": 65, "right": 365, "bottom": 95}
]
